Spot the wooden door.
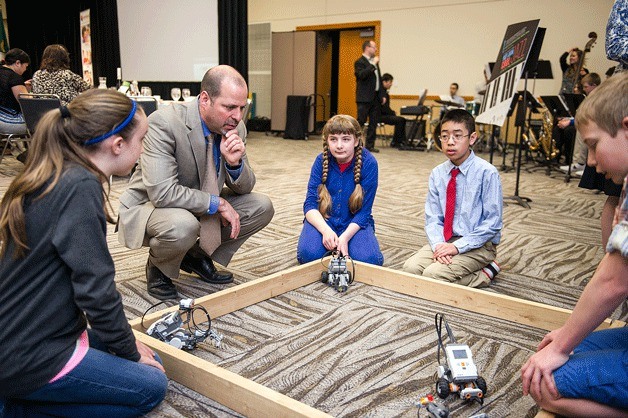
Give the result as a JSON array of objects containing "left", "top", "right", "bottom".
[
  {"left": 316, "top": 32, "right": 332, "bottom": 123},
  {"left": 337, "top": 30, "right": 365, "bottom": 118}
]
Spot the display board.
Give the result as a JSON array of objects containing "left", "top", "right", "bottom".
[{"left": 476, "top": 20, "right": 541, "bottom": 127}]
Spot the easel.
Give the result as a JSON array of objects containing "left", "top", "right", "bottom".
[{"left": 503, "top": 26, "right": 546, "bottom": 209}]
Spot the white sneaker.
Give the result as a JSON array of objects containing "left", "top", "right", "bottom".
[
  {"left": 560, "top": 163, "right": 585, "bottom": 173},
  {"left": 573, "top": 169, "right": 584, "bottom": 177}
]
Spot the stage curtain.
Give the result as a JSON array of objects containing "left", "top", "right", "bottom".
[
  {"left": 5, "top": 0, "right": 120, "bottom": 87},
  {"left": 218, "top": 0, "right": 248, "bottom": 84}
]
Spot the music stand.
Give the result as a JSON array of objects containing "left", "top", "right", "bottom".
[
  {"left": 540, "top": 96, "right": 571, "bottom": 119},
  {"left": 561, "top": 93, "right": 586, "bottom": 115},
  {"left": 540, "top": 94, "right": 582, "bottom": 183},
  {"left": 499, "top": 92, "right": 520, "bottom": 172}
]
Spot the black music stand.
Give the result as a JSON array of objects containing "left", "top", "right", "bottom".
[
  {"left": 516, "top": 90, "right": 541, "bottom": 168},
  {"left": 504, "top": 26, "right": 546, "bottom": 209},
  {"left": 562, "top": 93, "right": 585, "bottom": 116},
  {"left": 500, "top": 92, "right": 520, "bottom": 172},
  {"left": 540, "top": 95, "right": 581, "bottom": 182},
  {"left": 540, "top": 95, "right": 571, "bottom": 119}
]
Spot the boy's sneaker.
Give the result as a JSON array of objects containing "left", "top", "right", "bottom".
[
  {"left": 559, "top": 163, "right": 584, "bottom": 173},
  {"left": 482, "top": 261, "right": 501, "bottom": 280}
]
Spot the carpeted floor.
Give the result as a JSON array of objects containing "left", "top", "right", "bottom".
[{"left": 1, "top": 132, "right": 625, "bottom": 417}]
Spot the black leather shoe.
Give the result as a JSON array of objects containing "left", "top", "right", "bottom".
[
  {"left": 180, "top": 254, "right": 233, "bottom": 284},
  {"left": 146, "top": 259, "right": 178, "bottom": 300},
  {"left": 367, "top": 146, "right": 380, "bottom": 153},
  {"left": 16, "top": 150, "right": 28, "bottom": 164}
]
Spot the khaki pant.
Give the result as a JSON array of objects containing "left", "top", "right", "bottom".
[
  {"left": 402, "top": 241, "right": 496, "bottom": 288},
  {"left": 145, "top": 190, "right": 274, "bottom": 278}
]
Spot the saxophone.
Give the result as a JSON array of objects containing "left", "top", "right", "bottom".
[
  {"left": 537, "top": 104, "right": 558, "bottom": 160},
  {"left": 523, "top": 103, "right": 558, "bottom": 161}
]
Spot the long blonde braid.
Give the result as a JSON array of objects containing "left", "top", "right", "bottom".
[
  {"left": 317, "top": 142, "right": 332, "bottom": 217},
  {"left": 348, "top": 142, "right": 364, "bottom": 214}
]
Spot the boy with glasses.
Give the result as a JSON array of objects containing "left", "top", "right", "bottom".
[{"left": 403, "top": 109, "right": 503, "bottom": 287}]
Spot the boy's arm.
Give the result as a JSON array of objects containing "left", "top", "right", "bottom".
[
  {"left": 521, "top": 250, "right": 628, "bottom": 397},
  {"left": 424, "top": 172, "right": 445, "bottom": 250}
]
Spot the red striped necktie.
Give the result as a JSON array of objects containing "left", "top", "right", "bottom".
[{"left": 443, "top": 168, "right": 460, "bottom": 242}]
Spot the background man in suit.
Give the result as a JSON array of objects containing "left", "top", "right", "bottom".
[
  {"left": 117, "top": 65, "right": 274, "bottom": 300},
  {"left": 354, "top": 39, "right": 384, "bottom": 153},
  {"left": 380, "top": 73, "right": 407, "bottom": 148}
]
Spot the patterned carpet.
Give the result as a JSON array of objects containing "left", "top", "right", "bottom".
[{"left": 1, "top": 132, "right": 625, "bottom": 417}]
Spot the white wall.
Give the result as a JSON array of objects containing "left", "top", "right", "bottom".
[
  {"left": 249, "top": 0, "right": 615, "bottom": 98},
  {"left": 117, "top": 0, "right": 219, "bottom": 82}
]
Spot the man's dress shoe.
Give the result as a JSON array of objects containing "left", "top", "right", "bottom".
[
  {"left": 180, "top": 254, "right": 234, "bottom": 284},
  {"left": 146, "top": 259, "right": 178, "bottom": 300}
]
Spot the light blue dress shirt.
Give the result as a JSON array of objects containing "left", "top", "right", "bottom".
[{"left": 424, "top": 151, "right": 503, "bottom": 253}]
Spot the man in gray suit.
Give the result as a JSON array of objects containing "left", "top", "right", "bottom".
[{"left": 118, "top": 65, "right": 274, "bottom": 300}]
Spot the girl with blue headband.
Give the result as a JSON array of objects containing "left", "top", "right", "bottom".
[{"left": 0, "top": 89, "right": 167, "bottom": 416}]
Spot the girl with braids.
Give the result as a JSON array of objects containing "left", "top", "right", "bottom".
[
  {"left": 0, "top": 89, "right": 167, "bottom": 416},
  {"left": 297, "top": 114, "right": 383, "bottom": 265}
]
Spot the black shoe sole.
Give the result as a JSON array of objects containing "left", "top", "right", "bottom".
[{"left": 147, "top": 288, "right": 179, "bottom": 300}]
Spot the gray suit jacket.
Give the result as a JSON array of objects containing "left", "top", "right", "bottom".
[{"left": 118, "top": 98, "right": 255, "bottom": 249}]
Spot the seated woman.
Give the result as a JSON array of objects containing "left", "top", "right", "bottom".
[
  {"left": 297, "top": 114, "right": 384, "bottom": 265},
  {"left": 32, "top": 44, "right": 92, "bottom": 106},
  {"left": 0, "top": 89, "right": 167, "bottom": 416},
  {"left": 0, "top": 48, "right": 31, "bottom": 135}
]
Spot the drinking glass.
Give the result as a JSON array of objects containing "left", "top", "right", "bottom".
[
  {"left": 182, "top": 88, "right": 191, "bottom": 100},
  {"left": 170, "top": 87, "right": 181, "bottom": 101},
  {"left": 98, "top": 77, "right": 107, "bottom": 89},
  {"left": 140, "top": 86, "right": 152, "bottom": 96}
]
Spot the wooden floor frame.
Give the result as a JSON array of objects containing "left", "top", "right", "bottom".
[{"left": 129, "top": 261, "right": 624, "bottom": 418}]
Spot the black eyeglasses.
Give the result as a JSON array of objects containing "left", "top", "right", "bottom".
[{"left": 439, "top": 134, "right": 470, "bottom": 142}]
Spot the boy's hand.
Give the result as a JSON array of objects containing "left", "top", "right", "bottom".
[{"left": 432, "top": 242, "right": 459, "bottom": 264}]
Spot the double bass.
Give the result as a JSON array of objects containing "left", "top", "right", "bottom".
[{"left": 572, "top": 32, "right": 597, "bottom": 92}]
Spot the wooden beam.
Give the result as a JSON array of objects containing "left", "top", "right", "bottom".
[
  {"left": 130, "top": 261, "right": 324, "bottom": 330},
  {"left": 352, "top": 262, "right": 615, "bottom": 332},
  {"left": 134, "top": 331, "right": 331, "bottom": 418}
]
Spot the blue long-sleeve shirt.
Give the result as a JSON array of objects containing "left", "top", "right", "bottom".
[
  {"left": 425, "top": 151, "right": 503, "bottom": 253},
  {"left": 303, "top": 149, "right": 378, "bottom": 232}
]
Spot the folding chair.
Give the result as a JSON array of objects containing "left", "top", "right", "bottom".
[
  {"left": 131, "top": 96, "right": 159, "bottom": 116},
  {"left": 18, "top": 93, "right": 62, "bottom": 136},
  {"left": 1, "top": 93, "right": 62, "bottom": 165}
]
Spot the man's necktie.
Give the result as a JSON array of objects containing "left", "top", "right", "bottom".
[
  {"left": 443, "top": 168, "right": 460, "bottom": 242},
  {"left": 199, "top": 135, "right": 221, "bottom": 255}
]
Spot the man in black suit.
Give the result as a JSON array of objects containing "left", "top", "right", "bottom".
[
  {"left": 354, "top": 40, "right": 384, "bottom": 153},
  {"left": 380, "top": 73, "right": 407, "bottom": 148}
]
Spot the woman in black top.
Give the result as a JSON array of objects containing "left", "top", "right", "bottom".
[
  {"left": 0, "top": 48, "right": 30, "bottom": 134},
  {"left": 0, "top": 89, "right": 167, "bottom": 417}
]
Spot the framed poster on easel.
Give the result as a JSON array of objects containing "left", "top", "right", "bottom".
[{"left": 476, "top": 19, "right": 541, "bottom": 127}]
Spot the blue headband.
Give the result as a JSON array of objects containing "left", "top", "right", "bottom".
[{"left": 84, "top": 100, "right": 137, "bottom": 146}]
